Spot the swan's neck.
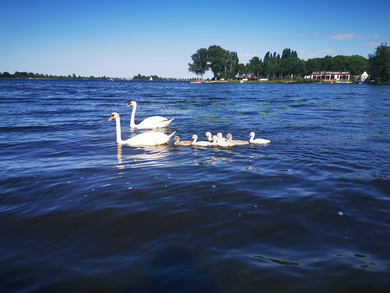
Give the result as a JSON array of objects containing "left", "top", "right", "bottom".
[
  {"left": 130, "top": 103, "right": 137, "bottom": 128},
  {"left": 115, "top": 116, "right": 124, "bottom": 144}
]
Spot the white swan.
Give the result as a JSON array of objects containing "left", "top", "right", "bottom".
[
  {"left": 191, "top": 134, "right": 213, "bottom": 146},
  {"left": 109, "top": 112, "right": 175, "bottom": 146},
  {"left": 216, "top": 133, "right": 226, "bottom": 143},
  {"left": 226, "top": 133, "right": 249, "bottom": 146},
  {"left": 216, "top": 134, "right": 235, "bottom": 147},
  {"left": 127, "top": 101, "right": 174, "bottom": 129},
  {"left": 205, "top": 132, "right": 213, "bottom": 142},
  {"left": 174, "top": 135, "right": 192, "bottom": 146},
  {"left": 249, "top": 132, "right": 271, "bottom": 144}
]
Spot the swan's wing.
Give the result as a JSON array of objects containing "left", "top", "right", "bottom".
[
  {"left": 125, "top": 131, "right": 175, "bottom": 146},
  {"left": 137, "top": 116, "right": 174, "bottom": 129},
  {"left": 194, "top": 141, "right": 212, "bottom": 146},
  {"left": 253, "top": 138, "right": 271, "bottom": 144},
  {"left": 125, "top": 132, "right": 162, "bottom": 145},
  {"left": 233, "top": 140, "right": 249, "bottom": 145}
]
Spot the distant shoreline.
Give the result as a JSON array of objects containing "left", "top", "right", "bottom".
[{"left": 0, "top": 78, "right": 368, "bottom": 84}]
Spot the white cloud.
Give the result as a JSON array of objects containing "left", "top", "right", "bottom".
[
  {"left": 330, "top": 33, "right": 380, "bottom": 41},
  {"left": 357, "top": 41, "right": 383, "bottom": 48},
  {"left": 91, "top": 59, "right": 111, "bottom": 65},
  {"left": 238, "top": 53, "right": 256, "bottom": 58},
  {"left": 237, "top": 52, "right": 257, "bottom": 63},
  {"left": 297, "top": 49, "right": 335, "bottom": 60}
]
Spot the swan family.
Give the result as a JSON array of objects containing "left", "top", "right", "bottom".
[{"left": 109, "top": 101, "right": 271, "bottom": 147}]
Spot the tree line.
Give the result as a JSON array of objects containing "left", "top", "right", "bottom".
[
  {"left": 131, "top": 74, "right": 189, "bottom": 81},
  {"left": 1, "top": 43, "right": 388, "bottom": 83},
  {"left": 0, "top": 71, "right": 110, "bottom": 80},
  {"left": 188, "top": 43, "right": 390, "bottom": 83},
  {"left": 367, "top": 43, "right": 390, "bottom": 84},
  {"left": 0, "top": 71, "right": 191, "bottom": 81}
]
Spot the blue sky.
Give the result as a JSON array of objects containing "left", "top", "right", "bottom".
[{"left": 1, "top": 0, "right": 389, "bottom": 79}]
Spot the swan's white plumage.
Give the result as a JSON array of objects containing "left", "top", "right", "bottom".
[
  {"left": 249, "top": 132, "right": 271, "bottom": 144},
  {"left": 226, "top": 133, "right": 249, "bottom": 146},
  {"left": 216, "top": 133, "right": 234, "bottom": 147},
  {"left": 205, "top": 132, "right": 213, "bottom": 142},
  {"left": 127, "top": 101, "right": 174, "bottom": 129},
  {"left": 109, "top": 112, "right": 175, "bottom": 146},
  {"left": 192, "top": 134, "right": 213, "bottom": 146},
  {"left": 216, "top": 133, "right": 226, "bottom": 143},
  {"left": 174, "top": 135, "right": 192, "bottom": 146}
]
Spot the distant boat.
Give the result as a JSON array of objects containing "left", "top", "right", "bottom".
[
  {"left": 204, "top": 80, "right": 228, "bottom": 84},
  {"left": 149, "top": 77, "right": 153, "bottom": 81}
]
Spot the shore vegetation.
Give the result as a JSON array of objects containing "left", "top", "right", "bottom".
[{"left": 189, "top": 44, "right": 390, "bottom": 84}]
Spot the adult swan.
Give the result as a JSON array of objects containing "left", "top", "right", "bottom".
[
  {"left": 109, "top": 112, "right": 175, "bottom": 146},
  {"left": 127, "top": 101, "right": 174, "bottom": 129}
]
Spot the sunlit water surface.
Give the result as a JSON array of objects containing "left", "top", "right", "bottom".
[{"left": 1, "top": 80, "right": 390, "bottom": 292}]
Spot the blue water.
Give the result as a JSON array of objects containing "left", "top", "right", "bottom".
[{"left": 1, "top": 79, "right": 390, "bottom": 292}]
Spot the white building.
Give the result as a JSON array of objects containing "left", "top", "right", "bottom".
[
  {"left": 305, "top": 71, "right": 350, "bottom": 81},
  {"left": 360, "top": 71, "right": 369, "bottom": 81}
]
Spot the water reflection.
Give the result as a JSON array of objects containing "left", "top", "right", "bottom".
[
  {"left": 253, "top": 255, "right": 300, "bottom": 266},
  {"left": 115, "top": 144, "right": 172, "bottom": 169},
  {"left": 115, "top": 143, "right": 243, "bottom": 170}
]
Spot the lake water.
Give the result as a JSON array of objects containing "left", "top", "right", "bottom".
[{"left": 1, "top": 79, "right": 389, "bottom": 292}]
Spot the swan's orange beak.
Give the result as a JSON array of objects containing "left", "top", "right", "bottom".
[
  {"left": 127, "top": 102, "right": 132, "bottom": 108},
  {"left": 108, "top": 115, "right": 114, "bottom": 121}
]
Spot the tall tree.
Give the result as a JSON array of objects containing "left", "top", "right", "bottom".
[
  {"left": 225, "top": 51, "right": 239, "bottom": 80},
  {"left": 263, "top": 51, "right": 277, "bottom": 79},
  {"left": 368, "top": 42, "right": 390, "bottom": 83},
  {"left": 236, "top": 63, "right": 248, "bottom": 78},
  {"left": 348, "top": 55, "right": 367, "bottom": 75},
  {"left": 207, "top": 45, "right": 229, "bottom": 80},
  {"left": 305, "top": 58, "right": 322, "bottom": 74},
  {"left": 188, "top": 48, "right": 209, "bottom": 81},
  {"left": 248, "top": 56, "right": 262, "bottom": 79}
]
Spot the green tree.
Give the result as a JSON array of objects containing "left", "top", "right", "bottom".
[
  {"left": 263, "top": 51, "right": 277, "bottom": 79},
  {"left": 207, "top": 45, "right": 229, "bottom": 80},
  {"left": 247, "top": 56, "right": 262, "bottom": 79},
  {"left": 188, "top": 48, "right": 209, "bottom": 81},
  {"left": 348, "top": 55, "right": 367, "bottom": 75},
  {"left": 279, "top": 49, "right": 294, "bottom": 78},
  {"left": 321, "top": 55, "right": 335, "bottom": 71},
  {"left": 237, "top": 63, "right": 248, "bottom": 78},
  {"left": 0, "top": 72, "right": 12, "bottom": 78},
  {"left": 225, "top": 51, "right": 239, "bottom": 80},
  {"left": 305, "top": 58, "right": 321, "bottom": 74},
  {"left": 332, "top": 55, "right": 348, "bottom": 71},
  {"left": 295, "top": 59, "right": 306, "bottom": 78},
  {"left": 368, "top": 42, "right": 390, "bottom": 83}
]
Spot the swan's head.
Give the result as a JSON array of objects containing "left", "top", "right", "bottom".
[
  {"left": 226, "top": 133, "right": 232, "bottom": 139},
  {"left": 217, "top": 133, "right": 223, "bottom": 138},
  {"left": 174, "top": 136, "right": 180, "bottom": 141},
  {"left": 127, "top": 101, "right": 137, "bottom": 108},
  {"left": 109, "top": 112, "right": 119, "bottom": 121},
  {"left": 192, "top": 134, "right": 198, "bottom": 140},
  {"left": 205, "top": 132, "right": 212, "bottom": 138},
  {"left": 249, "top": 132, "right": 255, "bottom": 137}
]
